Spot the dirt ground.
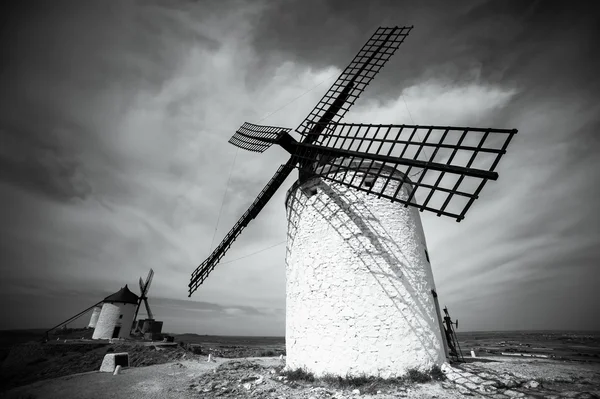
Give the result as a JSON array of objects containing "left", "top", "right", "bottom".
[
  {"left": 2, "top": 330, "right": 599, "bottom": 398},
  {"left": 0, "top": 331, "right": 285, "bottom": 392},
  {"left": 0, "top": 340, "right": 203, "bottom": 392},
  {"left": 2, "top": 355, "right": 600, "bottom": 399}
]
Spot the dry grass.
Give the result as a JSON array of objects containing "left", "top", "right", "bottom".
[
  {"left": 282, "top": 367, "right": 316, "bottom": 382},
  {"left": 283, "top": 365, "right": 446, "bottom": 393}
]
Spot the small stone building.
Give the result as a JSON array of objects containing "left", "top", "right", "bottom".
[{"left": 92, "top": 285, "right": 139, "bottom": 340}]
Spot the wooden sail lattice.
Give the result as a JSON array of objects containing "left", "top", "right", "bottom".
[
  {"left": 291, "top": 122, "right": 517, "bottom": 220},
  {"left": 189, "top": 161, "right": 296, "bottom": 295},
  {"left": 296, "top": 26, "right": 413, "bottom": 144},
  {"left": 188, "top": 26, "right": 518, "bottom": 296}
]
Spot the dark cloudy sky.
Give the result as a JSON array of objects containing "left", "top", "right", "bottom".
[{"left": 1, "top": 0, "right": 598, "bottom": 335}]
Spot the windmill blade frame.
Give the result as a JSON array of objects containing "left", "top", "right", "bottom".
[
  {"left": 296, "top": 26, "right": 413, "bottom": 143},
  {"left": 187, "top": 25, "right": 518, "bottom": 298},
  {"left": 188, "top": 159, "right": 297, "bottom": 296},
  {"left": 139, "top": 277, "right": 145, "bottom": 295},
  {"left": 188, "top": 26, "right": 410, "bottom": 294},
  {"left": 144, "top": 269, "right": 154, "bottom": 294},
  {"left": 229, "top": 122, "right": 293, "bottom": 153},
  {"left": 134, "top": 269, "right": 154, "bottom": 324},
  {"left": 291, "top": 122, "right": 517, "bottom": 220},
  {"left": 143, "top": 298, "right": 154, "bottom": 320},
  {"left": 226, "top": 121, "right": 517, "bottom": 220},
  {"left": 138, "top": 277, "right": 154, "bottom": 320}
]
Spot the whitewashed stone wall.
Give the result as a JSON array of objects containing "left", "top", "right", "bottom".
[
  {"left": 284, "top": 166, "right": 446, "bottom": 378},
  {"left": 87, "top": 306, "right": 101, "bottom": 329},
  {"left": 92, "top": 302, "right": 136, "bottom": 339}
]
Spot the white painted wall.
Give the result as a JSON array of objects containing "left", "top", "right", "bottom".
[
  {"left": 284, "top": 166, "right": 446, "bottom": 378},
  {"left": 87, "top": 306, "right": 101, "bottom": 329},
  {"left": 92, "top": 302, "right": 137, "bottom": 339}
]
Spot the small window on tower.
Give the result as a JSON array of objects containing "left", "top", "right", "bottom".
[
  {"left": 363, "top": 177, "right": 376, "bottom": 188},
  {"left": 425, "top": 248, "right": 430, "bottom": 263},
  {"left": 301, "top": 186, "right": 318, "bottom": 197},
  {"left": 119, "top": 315, "right": 123, "bottom": 319}
]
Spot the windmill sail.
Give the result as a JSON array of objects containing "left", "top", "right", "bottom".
[
  {"left": 229, "top": 122, "right": 292, "bottom": 153},
  {"left": 188, "top": 159, "right": 296, "bottom": 296},
  {"left": 226, "top": 121, "right": 517, "bottom": 220},
  {"left": 143, "top": 298, "right": 153, "bottom": 320},
  {"left": 142, "top": 270, "right": 154, "bottom": 319},
  {"left": 291, "top": 122, "right": 517, "bottom": 220},
  {"left": 190, "top": 25, "right": 414, "bottom": 295},
  {"left": 188, "top": 26, "right": 517, "bottom": 297},
  {"left": 296, "top": 26, "right": 412, "bottom": 143},
  {"left": 134, "top": 269, "right": 154, "bottom": 323}
]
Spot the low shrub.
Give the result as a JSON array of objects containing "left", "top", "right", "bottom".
[
  {"left": 321, "top": 373, "right": 378, "bottom": 388},
  {"left": 318, "top": 365, "right": 444, "bottom": 391},
  {"left": 406, "top": 368, "right": 432, "bottom": 383},
  {"left": 320, "top": 373, "right": 405, "bottom": 395},
  {"left": 256, "top": 349, "right": 276, "bottom": 357},
  {"left": 283, "top": 367, "right": 315, "bottom": 382}
]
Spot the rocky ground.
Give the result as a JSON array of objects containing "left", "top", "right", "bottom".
[
  {"left": 185, "top": 356, "right": 600, "bottom": 399},
  {"left": 2, "top": 330, "right": 599, "bottom": 398},
  {"left": 442, "top": 358, "right": 600, "bottom": 398},
  {"left": 4, "top": 355, "right": 599, "bottom": 399}
]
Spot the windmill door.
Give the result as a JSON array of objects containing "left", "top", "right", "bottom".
[{"left": 112, "top": 326, "right": 121, "bottom": 338}]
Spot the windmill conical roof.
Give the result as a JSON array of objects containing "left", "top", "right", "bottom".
[{"left": 103, "top": 284, "right": 139, "bottom": 305}]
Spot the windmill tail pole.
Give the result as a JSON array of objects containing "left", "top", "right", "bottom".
[{"left": 43, "top": 300, "right": 104, "bottom": 341}]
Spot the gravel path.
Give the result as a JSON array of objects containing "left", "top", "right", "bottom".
[{"left": 1, "top": 358, "right": 225, "bottom": 399}]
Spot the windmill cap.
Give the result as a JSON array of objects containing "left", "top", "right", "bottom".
[
  {"left": 103, "top": 284, "right": 139, "bottom": 304},
  {"left": 285, "top": 159, "right": 413, "bottom": 206}
]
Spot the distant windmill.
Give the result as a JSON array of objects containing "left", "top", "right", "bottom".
[
  {"left": 134, "top": 268, "right": 154, "bottom": 322},
  {"left": 188, "top": 26, "right": 517, "bottom": 377},
  {"left": 132, "top": 269, "right": 162, "bottom": 337}
]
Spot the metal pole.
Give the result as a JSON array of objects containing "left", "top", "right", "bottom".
[
  {"left": 44, "top": 301, "right": 103, "bottom": 338},
  {"left": 431, "top": 290, "right": 450, "bottom": 359}
]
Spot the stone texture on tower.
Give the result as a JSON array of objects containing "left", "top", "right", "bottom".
[{"left": 284, "top": 162, "right": 446, "bottom": 378}]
